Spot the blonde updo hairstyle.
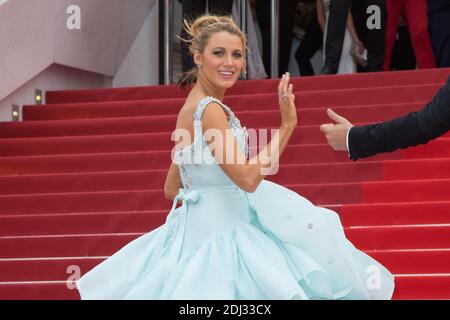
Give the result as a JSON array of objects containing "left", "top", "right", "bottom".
[{"left": 178, "top": 15, "right": 247, "bottom": 87}]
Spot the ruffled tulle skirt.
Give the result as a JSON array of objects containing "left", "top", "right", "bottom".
[{"left": 77, "top": 181, "right": 395, "bottom": 300}]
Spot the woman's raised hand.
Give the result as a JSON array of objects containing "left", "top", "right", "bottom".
[{"left": 278, "top": 72, "right": 297, "bottom": 129}]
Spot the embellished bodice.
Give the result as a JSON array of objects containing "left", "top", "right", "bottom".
[{"left": 173, "top": 96, "right": 249, "bottom": 191}]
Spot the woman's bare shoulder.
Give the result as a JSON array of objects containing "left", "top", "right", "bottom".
[
  {"left": 176, "top": 95, "right": 211, "bottom": 126},
  {"left": 176, "top": 101, "right": 196, "bottom": 127}
]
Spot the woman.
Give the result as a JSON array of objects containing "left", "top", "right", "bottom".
[
  {"left": 317, "top": 0, "right": 364, "bottom": 74},
  {"left": 77, "top": 15, "right": 394, "bottom": 300},
  {"left": 295, "top": 2, "right": 324, "bottom": 76},
  {"left": 427, "top": 0, "right": 450, "bottom": 68}
]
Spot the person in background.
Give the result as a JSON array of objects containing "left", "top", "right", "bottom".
[
  {"left": 234, "top": 0, "right": 268, "bottom": 79},
  {"left": 389, "top": 16, "right": 416, "bottom": 71},
  {"left": 321, "top": 0, "right": 387, "bottom": 74},
  {"left": 295, "top": 1, "right": 324, "bottom": 76},
  {"left": 428, "top": 0, "right": 450, "bottom": 68},
  {"left": 254, "top": 0, "right": 300, "bottom": 77},
  {"left": 317, "top": 0, "right": 363, "bottom": 74},
  {"left": 384, "top": 0, "right": 435, "bottom": 71}
]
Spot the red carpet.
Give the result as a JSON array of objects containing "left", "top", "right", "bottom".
[{"left": 1, "top": 68, "right": 449, "bottom": 299}]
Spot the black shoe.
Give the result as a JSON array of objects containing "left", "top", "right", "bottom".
[{"left": 320, "top": 66, "right": 338, "bottom": 75}]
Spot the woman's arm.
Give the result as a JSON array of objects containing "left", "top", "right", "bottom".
[
  {"left": 346, "top": 10, "right": 364, "bottom": 54},
  {"left": 164, "top": 162, "right": 183, "bottom": 201},
  {"left": 316, "top": 0, "right": 326, "bottom": 32},
  {"left": 201, "top": 74, "right": 297, "bottom": 193}
]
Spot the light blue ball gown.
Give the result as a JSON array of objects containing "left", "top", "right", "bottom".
[{"left": 77, "top": 96, "right": 395, "bottom": 300}]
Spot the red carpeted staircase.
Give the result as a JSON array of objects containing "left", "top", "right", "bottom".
[{"left": 1, "top": 68, "right": 450, "bottom": 300}]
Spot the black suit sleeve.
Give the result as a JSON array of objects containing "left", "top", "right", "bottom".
[{"left": 348, "top": 75, "right": 450, "bottom": 161}]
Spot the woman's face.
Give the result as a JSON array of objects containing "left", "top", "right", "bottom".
[{"left": 195, "top": 31, "right": 245, "bottom": 89}]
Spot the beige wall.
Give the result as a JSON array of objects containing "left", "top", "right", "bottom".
[
  {"left": 113, "top": 5, "right": 159, "bottom": 88},
  {"left": 0, "top": 0, "right": 159, "bottom": 121}
]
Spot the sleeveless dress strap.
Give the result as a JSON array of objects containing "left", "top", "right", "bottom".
[
  {"left": 192, "top": 96, "right": 236, "bottom": 146},
  {"left": 190, "top": 96, "right": 248, "bottom": 162},
  {"left": 194, "top": 96, "right": 234, "bottom": 122}
]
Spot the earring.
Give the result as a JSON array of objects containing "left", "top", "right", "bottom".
[{"left": 197, "top": 63, "right": 202, "bottom": 68}]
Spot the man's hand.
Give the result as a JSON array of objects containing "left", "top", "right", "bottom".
[{"left": 320, "top": 108, "right": 354, "bottom": 151}]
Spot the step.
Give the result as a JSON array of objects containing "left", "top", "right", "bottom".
[
  {"left": 382, "top": 158, "right": 450, "bottom": 180},
  {"left": 44, "top": 68, "right": 450, "bottom": 104},
  {"left": 298, "top": 178, "right": 450, "bottom": 204},
  {"left": 0, "top": 257, "right": 105, "bottom": 282},
  {"left": 3, "top": 249, "right": 450, "bottom": 282},
  {"left": 346, "top": 225, "right": 450, "bottom": 250},
  {"left": 25, "top": 98, "right": 196, "bottom": 121},
  {"left": 340, "top": 201, "right": 450, "bottom": 226},
  {"left": 0, "top": 210, "right": 167, "bottom": 236},
  {"left": 0, "top": 149, "right": 385, "bottom": 176},
  {"left": 0, "top": 182, "right": 366, "bottom": 215},
  {"left": 1, "top": 121, "right": 414, "bottom": 157},
  {"left": 402, "top": 138, "right": 450, "bottom": 159},
  {"left": 2, "top": 199, "right": 450, "bottom": 237},
  {"left": 0, "top": 190, "right": 172, "bottom": 215},
  {"left": 274, "top": 158, "right": 450, "bottom": 184},
  {"left": 0, "top": 151, "right": 171, "bottom": 175},
  {"left": 0, "top": 132, "right": 169, "bottom": 156},
  {"left": 366, "top": 249, "right": 450, "bottom": 275},
  {"left": 0, "top": 281, "right": 81, "bottom": 300},
  {"left": 1, "top": 172, "right": 449, "bottom": 214},
  {"left": 0, "top": 203, "right": 335, "bottom": 236},
  {"left": 27, "top": 84, "right": 442, "bottom": 121},
  {"left": 0, "top": 126, "right": 330, "bottom": 156},
  {"left": 0, "top": 132, "right": 407, "bottom": 162},
  {"left": 0, "top": 166, "right": 367, "bottom": 197},
  {"left": 0, "top": 159, "right": 376, "bottom": 195},
  {"left": 362, "top": 178, "right": 450, "bottom": 203},
  {"left": 2, "top": 128, "right": 449, "bottom": 162},
  {"left": 0, "top": 170, "right": 168, "bottom": 195},
  {"left": 0, "top": 233, "right": 142, "bottom": 258},
  {"left": 2, "top": 200, "right": 450, "bottom": 237},
  {"left": 2, "top": 177, "right": 450, "bottom": 216},
  {"left": 0, "top": 162, "right": 383, "bottom": 195},
  {"left": 392, "top": 274, "right": 450, "bottom": 300},
  {"left": 2, "top": 224, "right": 450, "bottom": 258},
  {"left": 2, "top": 149, "right": 450, "bottom": 187},
  {"left": 2, "top": 194, "right": 450, "bottom": 234},
  {"left": 1, "top": 274, "right": 448, "bottom": 300},
  {"left": 3, "top": 102, "right": 429, "bottom": 137}
]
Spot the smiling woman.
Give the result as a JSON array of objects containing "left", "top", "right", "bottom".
[
  {"left": 193, "top": 31, "right": 244, "bottom": 87},
  {"left": 178, "top": 15, "right": 247, "bottom": 87}
]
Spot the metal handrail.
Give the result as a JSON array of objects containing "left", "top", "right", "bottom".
[
  {"left": 238, "top": 0, "right": 247, "bottom": 79},
  {"left": 270, "top": 0, "right": 279, "bottom": 78},
  {"left": 163, "top": 0, "right": 173, "bottom": 85}
]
